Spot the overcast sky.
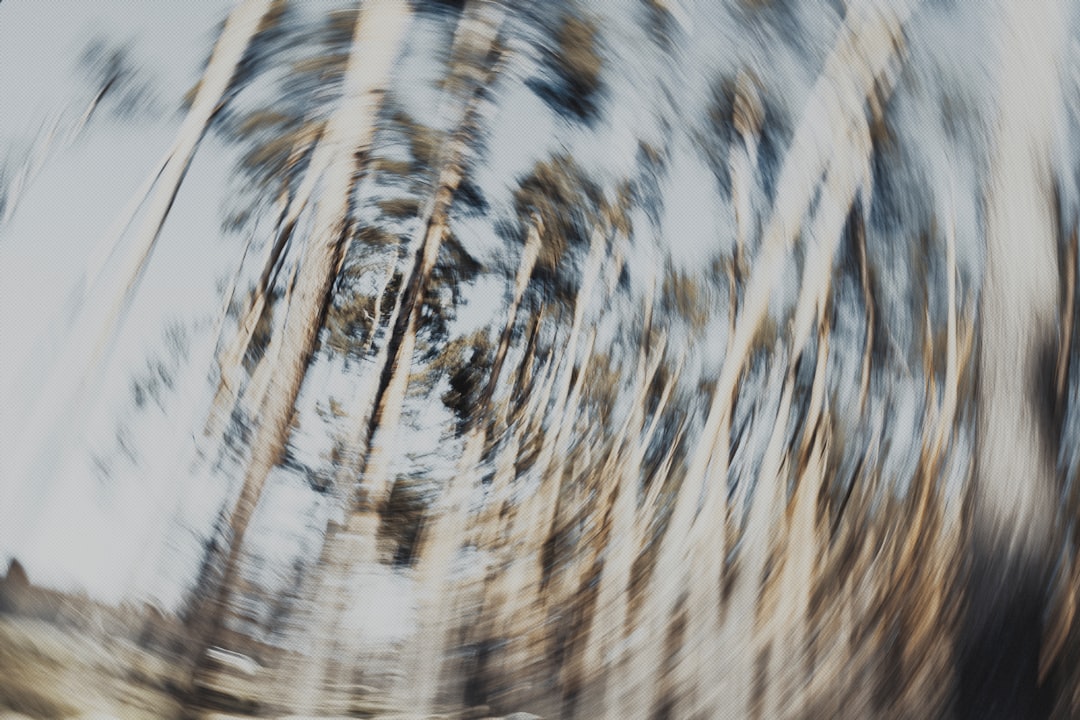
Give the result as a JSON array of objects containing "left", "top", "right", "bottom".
[{"left": 0, "top": 0, "right": 258, "bottom": 604}]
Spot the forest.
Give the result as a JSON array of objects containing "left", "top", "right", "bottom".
[{"left": 1, "top": 0, "right": 1080, "bottom": 718}]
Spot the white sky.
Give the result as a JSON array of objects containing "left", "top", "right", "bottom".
[{"left": 0, "top": 0, "right": 240, "bottom": 603}]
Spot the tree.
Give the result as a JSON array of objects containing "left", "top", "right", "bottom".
[
  {"left": 182, "top": 1, "right": 412, "bottom": 708},
  {"left": 279, "top": 2, "right": 507, "bottom": 713},
  {"left": 391, "top": 216, "right": 541, "bottom": 714},
  {"left": 959, "top": 1, "right": 1070, "bottom": 716},
  {"left": 8, "top": 1, "right": 1080, "bottom": 718}
]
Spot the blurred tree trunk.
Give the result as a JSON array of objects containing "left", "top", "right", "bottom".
[
  {"left": 285, "top": 3, "right": 506, "bottom": 713},
  {"left": 622, "top": 4, "right": 912, "bottom": 716},
  {"left": 203, "top": 133, "right": 330, "bottom": 448},
  {"left": 960, "top": 2, "right": 1068, "bottom": 717},
  {"left": 392, "top": 220, "right": 541, "bottom": 715},
  {"left": 491, "top": 223, "right": 606, "bottom": 713},
  {"left": 577, "top": 291, "right": 668, "bottom": 715},
  {"left": 182, "top": 0, "right": 411, "bottom": 709},
  {"left": 338, "top": 0, "right": 506, "bottom": 546}
]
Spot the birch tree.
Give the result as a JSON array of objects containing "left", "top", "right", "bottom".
[
  {"left": 961, "top": 1, "right": 1070, "bottom": 715},
  {"left": 391, "top": 220, "right": 541, "bottom": 714},
  {"left": 621, "top": 3, "right": 915, "bottom": 716}
]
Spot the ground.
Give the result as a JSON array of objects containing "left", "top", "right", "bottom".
[{"left": 0, "top": 616, "right": 536, "bottom": 720}]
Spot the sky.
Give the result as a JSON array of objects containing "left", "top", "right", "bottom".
[{"left": 0, "top": 0, "right": 239, "bottom": 600}]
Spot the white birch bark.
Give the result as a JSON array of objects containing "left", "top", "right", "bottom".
[
  {"left": 585, "top": 324, "right": 668, "bottom": 712},
  {"left": 203, "top": 136, "right": 331, "bottom": 445},
  {"left": 288, "top": 4, "right": 505, "bottom": 712},
  {"left": 621, "top": 3, "right": 910, "bottom": 714},
  {"left": 335, "top": 0, "right": 506, "bottom": 537},
  {"left": 492, "top": 226, "right": 606, "bottom": 694}
]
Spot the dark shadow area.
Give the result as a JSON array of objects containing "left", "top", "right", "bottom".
[{"left": 955, "top": 541, "right": 1057, "bottom": 720}]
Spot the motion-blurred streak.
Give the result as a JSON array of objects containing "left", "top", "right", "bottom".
[{"left": 1, "top": 1, "right": 1080, "bottom": 719}]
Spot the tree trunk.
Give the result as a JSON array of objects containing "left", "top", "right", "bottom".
[
  {"left": 582, "top": 301, "right": 669, "bottom": 716},
  {"left": 342, "top": 0, "right": 506, "bottom": 536},
  {"left": 285, "top": 4, "right": 506, "bottom": 713},
  {"left": 959, "top": 2, "right": 1067, "bottom": 717},
  {"left": 203, "top": 142, "right": 329, "bottom": 447},
  {"left": 183, "top": 0, "right": 411, "bottom": 709},
  {"left": 490, "top": 224, "right": 606, "bottom": 712},
  {"left": 393, "top": 220, "right": 540, "bottom": 714},
  {"left": 626, "top": 3, "right": 911, "bottom": 711}
]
